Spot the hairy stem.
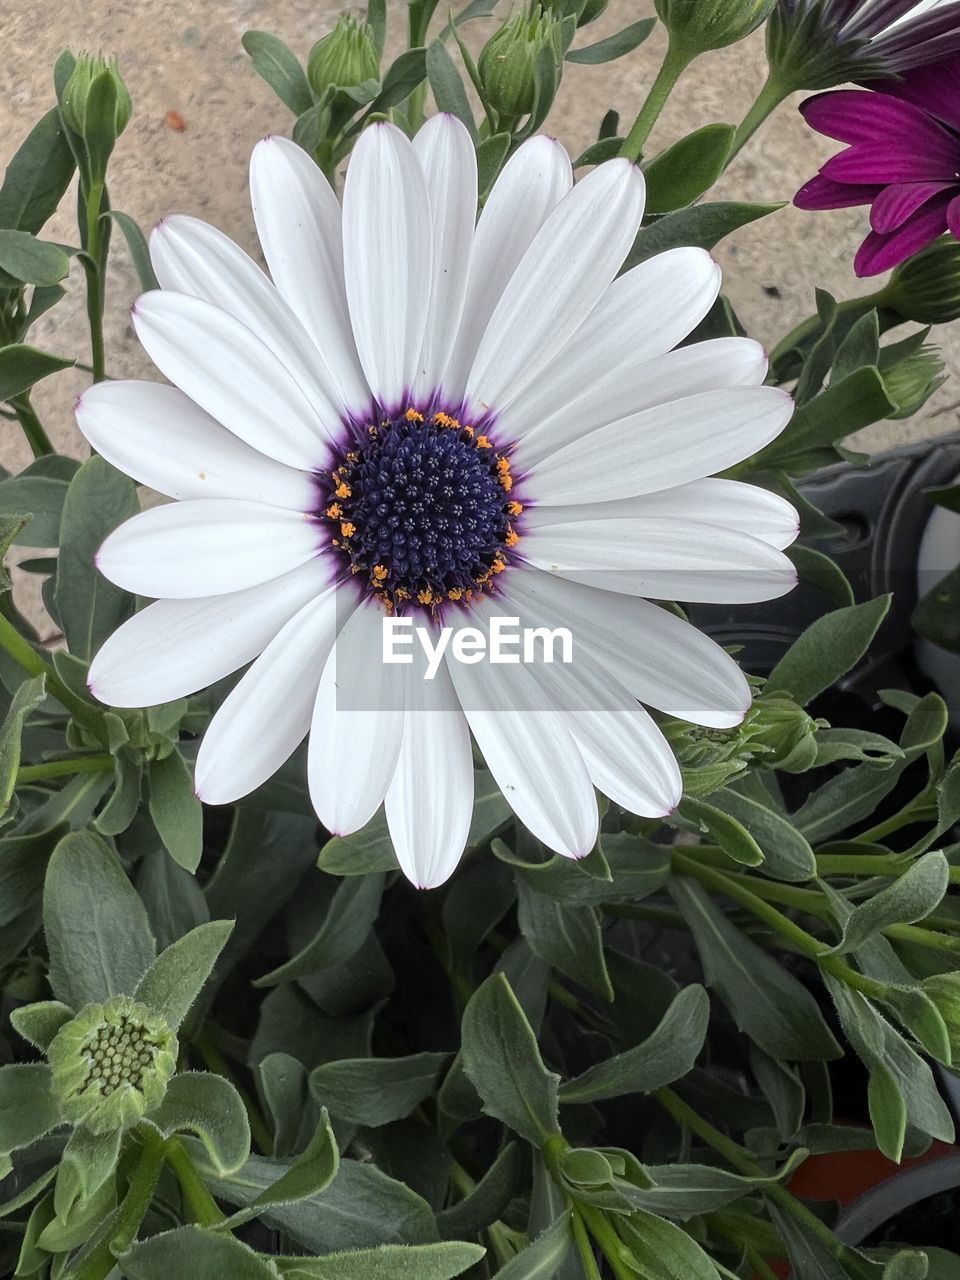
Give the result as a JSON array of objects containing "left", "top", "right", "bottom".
[
  {"left": 10, "top": 393, "right": 54, "bottom": 458},
  {"left": 620, "top": 42, "right": 691, "bottom": 162},
  {"left": 165, "top": 1135, "right": 226, "bottom": 1226},
  {"left": 17, "top": 754, "right": 113, "bottom": 784}
]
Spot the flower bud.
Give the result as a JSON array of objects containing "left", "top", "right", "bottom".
[
  {"left": 881, "top": 342, "right": 945, "bottom": 420},
  {"left": 307, "top": 16, "right": 380, "bottom": 96},
  {"left": 478, "top": 9, "right": 564, "bottom": 118},
  {"left": 48, "top": 996, "right": 177, "bottom": 1135},
  {"left": 922, "top": 974, "right": 960, "bottom": 1063},
  {"left": 742, "top": 694, "right": 818, "bottom": 768},
  {"left": 654, "top": 0, "right": 775, "bottom": 55},
  {"left": 60, "top": 52, "right": 132, "bottom": 141},
  {"left": 881, "top": 239, "right": 960, "bottom": 326}
]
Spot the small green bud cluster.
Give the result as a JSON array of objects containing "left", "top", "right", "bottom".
[
  {"left": 61, "top": 51, "right": 132, "bottom": 141},
  {"left": 308, "top": 16, "right": 380, "bottom": 97},
  {"left": 49, "top": 996, "right": 177, "bottom": 1134},
  {"left": 478, "top": 7, "right": 564, "bottom": 118},
  {"left": 655, "top": 0, "right": 775, "bottom": 56},
  {"left": 882, "top": 343, "right": 946, "bottom": 420},
  {"left": 882, "top": 239, "right": 960, "bottom": 327}
]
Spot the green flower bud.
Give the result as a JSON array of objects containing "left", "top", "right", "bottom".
[
  {"left": 60, "top": 52, "right": 132, "bottom": 141},
  {"left": 307, "top": 17, "right": 380, "bottom": 96},
  {"left": 881, "top": 343, "right": 945, "bottom": 421},
  {"left": 882, "top": 239, "right": 960, "bottom": 326},
  {"left": 922, "top": 975, "right": 960, "bottom": 1063},
  {"left": 478, "top": 9, "right": 564, "bottom": 118},
  {"left": 742, "top": 694, "right": 818, "bottom": 767},
  {"left": 48, "top": 996, "right": 177, "bottom": 1135},
  {"left": 654, "top": 0, "right": 775, "bottom": 56}
]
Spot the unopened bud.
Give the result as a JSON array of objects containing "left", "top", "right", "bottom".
[
  {"left": 308, "top": 16, "right": 380, "bottom": 96},
  {"left": 478, "top": 9, "right": 564, "bottom": 118},
  {"left": 655, "top": 0, "right": 775, "bottom": 56},
  {"left": 60, "top": 51, "right": 131, "bottom": 141},
  {"left": 882, "top": 239, "right": 960, "bottom": 326}
]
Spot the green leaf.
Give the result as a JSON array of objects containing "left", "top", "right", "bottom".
[
  {"left": 0, "top": 1064, "right": 62, "bottom": 1164},
  {"left": 276, "top": 1243, "right": 486, "bottom": 1279},
  {"left": 119, "top": 1226, "right": 280, "bottom": 1280},
  {"left": 426, "top": 41, "right": 476, "bottom": 140},
  {"left": 319, "top": 810, "right": 398, "bottom": 875},
  {"left": 643, "top": 124, "right": 735, "bottom": 214},
  {"left": 0, "top": 343, "right": 73, "bottom": 402},
  {"left": 0, "top": 230, "right": 69, "bottom": 286},
  {"left": 626, "top": 201, "right": 783, "bottom": 268},
  {"left": 224, "top": 1109, "right": 340, "bottom": 1229},
  {"left": 760, "top": 367, "right": 896, "bottom": 469},
  {"left": 368, "top": 48, "right": 428, "bottom": 112},
  {"left": 490, "top": 1213, "right": 572, "bottom": 1279},
  {"left": 627, "top": 1153, "right": 807, "bottom": 1220},
  {"left": 566, "top": 17, "right": 655, "bottom": 63},
  {"left": 560, "top": 985, "right": 708, "bottom": 1104},
  {"left": 0, "top": 455, "right": 78, "bottom": 547},
  {"left": 617, "top": 1210, "right": 721, "bottom": 1280},
  {"left": 437, "top": 1142, "right": 521, "bottom": 1239},
  {"left": 765, "top": 595, "right": 891, "bottom": 706},
  {"left": 133, "top": 919, "right": 233, "bottom": 1031},
  {"left": 242, "top": 31, "right": 314, "bottom": 116},
  {"left": 254, "top": 872, "right": 383, "bottom": 987},
  {"left": 677, "top": 796, "right": 763, "bottom": 867},
  {"left": 708, "top": 787, "right": 817, "bottom": 882},
  {"left": 147, "top": 1072, "right": 251, "bottom": 1175},
  {"left": 55, "top": 455, "right": 139, "bottom": 662},
  {"left": 43, "top": 829, "right": 156, "bottom": 1008},
  {"left": 0, "top": 109, "right": 76, "bottom": 235},
  {"left": 309, "top": 1053, "right": 448, "bottom": 1127},
  {"left": 828, "top": 852, "right": 949, "bottom": 954},
  {"left": 914, "top": 563, "right": 960, "bottom": 652},
  {"left": 670, "top": 877, "right": 841, "bottom": 1061},
  {"left": 461, "top": 973, "right": 560, "bottom": 1146},
  {"left": 148, "top": 750, "right": 203, "bottom": 873},
  {"left": 790, "top": 544, "right": 856, "bottom": 609},
  {"left": 54, "top": 1125, "right": 121, "bottom": 1220},
  {"left": 107, "top": 210, "right": 159, "bottom": 290},
  {"left": 9, "top": 999, "right": 73, "bottom": 1052},
  {"left": 476, "top": 133, "right": 510, "bottom": 199},
  {"left": 0, "top": 674, "right": 46, "bottom": 821},
  {"left": 81, "top": 70, "right": 121, "bottom": 179},
  {"left": 767, "top": 1205, "right": 851, "bottom": 1280},
  {"left": 516, "top": 881, "right": 612, "bottom": 1000}
]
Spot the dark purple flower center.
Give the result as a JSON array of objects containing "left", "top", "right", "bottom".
[{"left": 318, "top": 407, "right": 523, "bottom": 614}]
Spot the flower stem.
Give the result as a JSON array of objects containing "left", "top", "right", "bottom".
[
  {"left": 9, "top": 393, "right": 54, "bottom": 458},
  {"left": 17, "top": 754, "right": 113, "bottom": 784},
  {"left": 620, "top": 42, "right": 692, "bottom": 162},
  {"left": 165, "top": 1135, "right": 226, "bottom": 1226},
  {"left": 0, "top": 611, "right": 104, "bottom": 738},
  {"left": 570, "top": 1206, "right": 603, "bottom": 1280},
  {"left": 67, "top": 1125, "right": 167, "bottom": 1280},
  {"left": 578, "top": 1204, "right": 637, "bottom": 1280},
  {"left": 82, "top": 181, "right": 107, "bottom": 383},
  {"left": 727, "top": 72, "right": 790, "bottom": 164}
]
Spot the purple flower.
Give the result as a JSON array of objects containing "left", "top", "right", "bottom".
[
  {"left": 794, "top": 57, "right": 960, "bottom": 275},
  {"left": 769, "top": 0, "right": 960, "bottom": 88}
]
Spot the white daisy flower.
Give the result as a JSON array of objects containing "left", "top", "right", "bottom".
[{"left": 76, "top": 117, "right": 798, "bottom": 889}]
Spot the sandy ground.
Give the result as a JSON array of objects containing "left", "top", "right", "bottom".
[{"left": 1, "top": 0, "right": 958, "bottom": 627}]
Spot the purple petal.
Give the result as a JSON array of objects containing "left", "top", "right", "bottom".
[
  {"left": 870, "top": 180, "right": 957, "bottom": 232},
  {"left": 854, "top": 191, "right": 952, "bottom": 275},
  {"left": 823, "top": 135, "right": 960, "bottom": 183},
  {"left": 873, "top": 11, "right": 960, "bottom": 73},
  {"left": 948, "top": 192, "right": 960, "bottom": 240},
  {"left": 880, "top": 56, "right": 960, "bottom": 130},
  {"left": 794, "top": 172, "right": 882, "bottom": 210},
  {"left": 799, "top": 87, "right": 947, "bottom": 144}
]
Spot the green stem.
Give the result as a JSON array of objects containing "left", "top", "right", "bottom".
[
  {"left": 727, "top": 73, "right": 790, "bottom": 163},
  {"left": 195, "top": 1030, "right": 274, "bottom": 1155},
  {"left": 570, "top": 1206, "right": 602, "bottom": 1280},
  {"left": 815, "top": 851, "right": 907, "bottom": 877},
  {"left": 857, "top": 799, "right": 934, "bottom": 845},
  {"left": 579, "top": 1204, "right": 637, "bottom": 1280},
  {"left": 68, "top": 1126, "right": 166, "bottom": 1280},
  {"left": 83, "top": 180, "right": 107, "bottom": 383},
  {"left": 655, "top": 1087, "right": 851, "bottom": 1266},
  {"left": 0, "top": 611, "right": 104, "bottom": 738},
  {"left": 17, "top": 754, "right": 113, "bottom": 784},
  {"left": 886, "top": 922, "right": 960, "bottom": 956},
  {"left": 670, "top": 852, "right": 889, "bottom": 1001},
  {"left": 165, "top": 1135, "right": 226, "bottom": 1226},
  {"left": 620, "top": 42, "right": 692, "bottom": 162},
  {"left": 9, "top": 393, "right": 54, "bottom": 458}
]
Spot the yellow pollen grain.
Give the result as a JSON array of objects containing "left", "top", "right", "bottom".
[
  {"left": 325, "top": 503, "right": 342, "bottom": 518},
  {"left": 418, "top": 588, "right": 435, "bottom": 605},
  {"left": 396, "top": 586, "right": 410, "bottom": 600},
  {"left": 372, "top": 564, "right": 388, "bottom": 583},
  {"left": 505, "top": 528, "right": 519, "bottom": 547},
  {"left": 476, "top": 435, "right": 492, "bottom": 449},
  {"left": 405, "top": 408, "right": 424, "bottom": 423},
  {"left": 335, "top": 482, "right": 352, "bottom": 499},
  {"left": 340, "top": 522, "right": 355, "bottom": 538},
  {"left": 507, "top": 501, "right": 523, "bottom": 516},
  {"left": 447, "top": 587, "right": 463, "bottom": 601}
]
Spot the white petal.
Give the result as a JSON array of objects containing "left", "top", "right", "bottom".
[
  {"left": 412, "top": 115, "right": 477, "bottom": 397},
  {"left": 524, "top": 478, "right": 800, "bottom": 551},
  {"left": 503, "top": 568, "right": 751, "bottom": 728},
  {"left": 342, "top": 123, "right": 433, "bottom": 408},
  {"left": 512, "top": 332, "right": 766, "bottom": 471},
  {"left": 465, "top": 159, "right": 646, "bottom": 413},
  {"left": 133, "top": 291, "right": 334, "bottom": 471},
  {"left": 76, "top": 380, "right": 316, "bottom": 510},
  {"left": 442, "top": 135, "right": 572, "bottom": 401},
  {"left": 384, "top": 642, "right": 474, "bottom": 890},
  {"left": 88, "top": 559, "right": 332, "bottom": 707},
  {"left": 527, "top": 387, "right": 794, "bottom": 505},
  {"left": 150, "top": 214, "right": 349, "bottom": 423},
  {"left": 96, "top": 499, "right": 323, "bottom": 599},
  {"left": 195, "top": 586, "right": 342, "bottom": 804},
  {"left": 448, "top": 598, "right": 598, "bottom": 858},
  {"left": 522, "top": 516, "right": 798, "bottom": 604},
  {"left": 250, "top": 136, "right": 369, "bottom": 412},
  {"left": 495, "top": 574, "right": 680, "bottom": 815},
  {"left": 308, "top": 600, "right": 404, "bottom": 836},
  {"left": 501, "top": 249, "right": 722, "bottom": 453}
]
